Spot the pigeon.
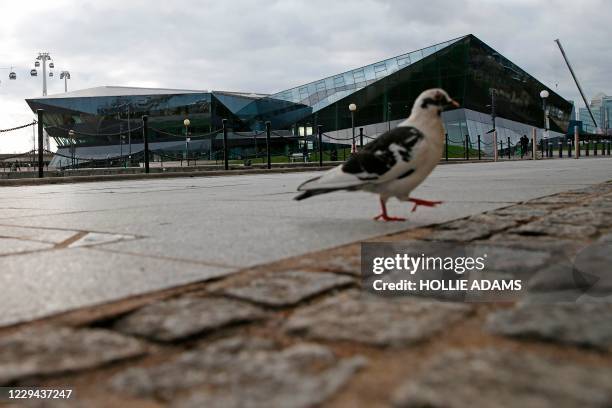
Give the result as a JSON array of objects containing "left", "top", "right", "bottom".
[{"left": 295, "top": 88, "right": 459, "bottom": 221}]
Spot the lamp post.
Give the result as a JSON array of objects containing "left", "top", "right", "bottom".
[
  {"left": 539, "top": 90, "right": 549, "bottom": 140},
  {"left": 68, "top": 129, "right": 75, "bottom": 169},
  {"left": 184, "top": 118, "right": 191, "bottom": 166},
  {"left": 59, "top": 71, "right": 71, "bottom": 93},
  {"left": 349, "top": 103, "right": 357, "bottom": 153}
]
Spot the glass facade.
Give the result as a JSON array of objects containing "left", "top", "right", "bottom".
[
  {"left": 26, "top": 34, "right": 572, "bottom": 161},
  {"left": 294, "top": 35, "right": 571, "bottom": 151},
  {"left": 579, "top": 94, "right": 612, "bottom": 134}
]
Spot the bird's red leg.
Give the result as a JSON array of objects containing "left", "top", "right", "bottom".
[
  {"left": 374, "top": 198, "right": 406, "bottom": 221},
  {"left": 407, "top": 197, "right": 443, "bottom": 212}
]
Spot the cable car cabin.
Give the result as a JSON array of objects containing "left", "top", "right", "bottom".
[
  {"left": 9, "top": 72, "right": 16, "bottom": 80},
  {"left": 49, "top": 62, "right": 54, "bottom": 69},
  {"left": 49, "top": 71, "right": 54, "bottom": 77},
  {"left": 30, "top": 69, "right": 37, "bottom": 76},
  {"left": 34, "top": 61, "right": 40, "bottom": 67}
]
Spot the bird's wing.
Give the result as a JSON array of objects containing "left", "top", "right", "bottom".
[{"left": 297, "top": 126, "right": 424, "bottom": 192}]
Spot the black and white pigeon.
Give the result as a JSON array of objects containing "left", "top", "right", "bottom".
[{"left": 295, "top": 88, "right": 459, "bottom": 221}]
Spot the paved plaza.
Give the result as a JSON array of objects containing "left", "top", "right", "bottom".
[{"left": 1, "top": 158, "right": 611, "bottom": 326}]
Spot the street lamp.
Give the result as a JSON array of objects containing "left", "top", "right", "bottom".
[
  {"left": 184, "top": 118, "right": 191, "bottom": 166},
  {"left": 349, "top": 103, "right": 357, "bottom": 153},
  {"left": 540, "top": 90, "right": 549, "bottom": 139},
  {"left": 68, "top": 129, "right": 75, "bottom": 169},
  {"left": 60, "top": 71, "right": 71, "bottom": 93}
]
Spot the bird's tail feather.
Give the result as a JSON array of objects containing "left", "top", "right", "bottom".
[
  {"left": 295, "top": 169, "right": 367, "bottom": 200},
  {"left": 294, "top": 189, "right": 337, "bottom": 201}
]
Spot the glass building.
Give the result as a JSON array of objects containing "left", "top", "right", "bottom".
[
  {"left": 26, "top": 34, "right": 572, "bottom": 166},
  {"left": 579, "top": 93, "right": 611, "bottom": 134}
]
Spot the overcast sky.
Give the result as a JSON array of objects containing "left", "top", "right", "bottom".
[{"left": 1, "top": 0, "right": 610, "bottom": 153}]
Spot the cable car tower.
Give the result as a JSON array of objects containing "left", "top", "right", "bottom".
[{"left": 31, "top": 52, "right": 54, "bottom": 96}]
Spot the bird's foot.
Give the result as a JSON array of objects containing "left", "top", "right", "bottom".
[
  {"left": 374, "top": 213, "right": 406, "bottom": 222},
  {"left": 407, "top": 198, "right": 443, "bottom": 212}
]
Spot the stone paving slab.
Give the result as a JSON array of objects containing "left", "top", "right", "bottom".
[
  {"left": 223, "top": 270, "right": 354, "bottom": 307},
  {"left": 392, "top": 348, "right": 612, "bottom": 408},
  {"left": 0, "top": 247, "right": 235, "bottom": 327},
  {"left": 113, "top": 296, "right": 266, "bottom": 342},
  {"left": 285, "top": 290, "right": 471, "bottom": 347},
  {"left": 109, "top": 336, "right": 366, "bottom": 407},
  {"left": 0, "top": 327, "right": 147, "bottom": 385},
  {"left": 0, "top": 237, "right": 54, "bottom": 255},
  {"left": 67, "top": 232, "right": 138, "bottom": 248},
  {"left": 485, "top": 302, "right": 612, "bottom": 350},
  {"left": 0, "top": 225, "right": 78, "bottom": 244}
]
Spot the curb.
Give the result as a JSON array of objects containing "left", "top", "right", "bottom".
[
  {"left": 0, "top": 159, "right": 492, "bottom": 187},
  {"left": 0, "top": 166, "right": 335, "bottom": 187}
]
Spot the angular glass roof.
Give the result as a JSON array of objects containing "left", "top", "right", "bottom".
[
  {"left": 35, "top": 86, "right": 208, "bottom": 99},
  {"left": 268, "top": 35, "right": 466, "bottom": 113}
]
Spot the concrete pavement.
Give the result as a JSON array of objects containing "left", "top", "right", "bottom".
[{"left": 0, "top": 157, "right": 610, "bottom": 326}]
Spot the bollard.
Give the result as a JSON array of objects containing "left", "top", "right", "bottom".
[
  {"left": 477, "top": 135, "right": 481, "bottom": 160},
  {"left": 586, "top": 139, "right": 590, "bottom": 156},
  {"left": 568, "top": 140, "right": 572, "bottom": 157},
  {"left": 594, "top": 137, "right": 598, "bottom": 156},
  {"left": 465, "top": 135, "right": 469, "bottom": 160},
  {"left": 265, "top": 121, "right": 271, "bottom": 169},
  {"left": 549, "top": 141, "right": 553, "bottom": 158},
  {"left": 318, "top": 125, "right": 323, "bottom": 167},
  {"left": 559, "top": 141, "right": 562, "bottom": 158},
  {"left": 501, "top": 140, "right": 504, "bottom": 159},
  {"left": 359, "top": 127, "right": 363, "bottom": 149},
  {"left": 608, "top": 138, "right": 611, "bottom": 155},
  {"left": 574, "top": 125, "right": 580, "bottom": 159},
  {"left": 532, "top": 128, "right": 537, "bottom": 160},
  {"left": 37, "top": 109, "right": 44, "bottom": 178},
  {"left": 222, "top": 119, "right": 229, "bottom": 170},
  {"left": 445, "top": 133, "right": 449, "bottom": 161},
  {"left": 142, "top": 115, "right": 150, "bottom": 173}
]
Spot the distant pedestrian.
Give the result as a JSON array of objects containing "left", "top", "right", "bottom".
[{"left": 520, "top": 135, "right": 529, "bottom": 158}]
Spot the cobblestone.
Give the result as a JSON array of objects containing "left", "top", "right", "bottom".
[
  {"left": 0, "top": 327, "right": 147, "bottom": 385},
  {"left": 113, "top": 296, "right": 266, "bottom": 342},
  {"left": 294, "top": 253, "right": 361, "bottom": 276},
  {"left": 285, "top": 290, "right": 470, "bottom": 347},
  {"left": 223, "top": 270, "right": 353, "bottom": 307},
  {"left": 491, "top": 204, "right": 557, "bottom": 221},
  {"left": 392, "top": 348, "right": 612, "bottom": 408},
  {"left": 426, "top": 213, "right": 518, "bottom": 242},
  {"left": 508, "top": 219, "right": 598, "bottom": 239},
  {"left": 547, "top": 206, "right": 612, "bottom": 228},
  {"left": 528, "top": 193, "right": 592, "bottom": 205},
  {"left": 109, "top": 336, "right": 365, "bottom": 407},
  {"left": 485, "top": 303, "right": 612, "bottom": 350}
]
